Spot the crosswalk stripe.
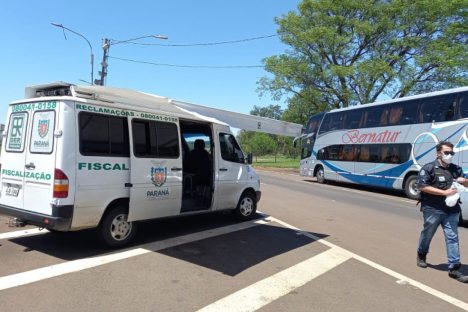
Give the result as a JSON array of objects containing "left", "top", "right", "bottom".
[
  {"left": 0, "top": 219, "right": 267, "bottom": 291},
  {"left": 197, "top": 247, "right": 351, "bottom": 312},
  {"left": 266, "top": 214, "right": 468, "bottom": 312},
  {"left": 0, "top": 228, "right": 48, "bottom": 240}
]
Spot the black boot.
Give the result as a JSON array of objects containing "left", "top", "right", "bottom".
[
  {"left": 417, "top": 252, "right": 427, "bottom": 268},
  {"left": 448, "top": 264, "right": 468, "bottom": 283}
]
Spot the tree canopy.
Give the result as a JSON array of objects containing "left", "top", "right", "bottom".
[{"left": 258, "top": 0, "right": 468, "bottom": 124}]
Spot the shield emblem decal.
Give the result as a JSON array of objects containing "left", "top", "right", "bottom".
[
  {"left": 38, "top": 119, "right": 49, "bottom": 138},
  {"left": 151, "top": 167, "right": 167, "bottom": 187}
]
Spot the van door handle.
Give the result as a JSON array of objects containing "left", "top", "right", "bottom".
[
  {"left": 125, "top": 183, "right": 133, "bottom": 187},
  {"left": 171, "top": 167, "right": 182, "bottom": 171},
  {"left": 25, "top": 163, "right": 35, "bottom": 170},
  {"left": 219, "top": 168, "right": 228, "bottom": 171}
]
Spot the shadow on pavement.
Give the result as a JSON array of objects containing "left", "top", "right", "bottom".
[
  {"left": 8, "top": 212, "right": 329, "bottom": 273},
  {"left": 157, "top": 223, "right": 328, "bottom": 276},
  {"left": 303, "top": 178, "right": 408, "bottom": 199},
  {"left": 427, "top": 263, "right": 468, "bottom": 275}
]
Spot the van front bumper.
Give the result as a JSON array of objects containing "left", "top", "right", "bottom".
[{"left": 0, "top": 204, "right": 73, "bottom": 231}]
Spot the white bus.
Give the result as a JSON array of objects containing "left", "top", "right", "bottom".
[{"left": 297, "top": 86, "right": 468, "bottom": 223}]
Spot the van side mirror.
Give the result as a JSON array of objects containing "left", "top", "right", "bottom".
[{"left": 247, "top": 152, "right": 253, "bottom": 165}]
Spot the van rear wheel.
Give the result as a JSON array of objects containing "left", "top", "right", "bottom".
[
  {"left": 234, "top": 192, "right": 257, "bottom": 221},
  {"left": 99, "top": 205, "right": 136, "bottom": 247}
]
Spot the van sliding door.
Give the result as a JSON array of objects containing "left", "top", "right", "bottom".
[{"left": 127, "top": 115, "right": 183, "bottom": 221}]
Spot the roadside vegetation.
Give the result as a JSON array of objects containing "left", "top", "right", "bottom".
[{"left": 251, "top": 155, "right": 299, "bottom": 170}]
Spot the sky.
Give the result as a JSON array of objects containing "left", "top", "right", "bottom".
[{"left": 0, "top": 0, "right": 301, "bottom": 124}]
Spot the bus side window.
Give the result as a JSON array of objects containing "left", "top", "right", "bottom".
[
  {"left": 400, "top": 100, "right": 419, "bottom": 125},
  {"left": 363, "top": 107, "right": 381, "bottom": 128},
  {"left": 341, "top": 145, "right": 355, "bottom": 161},
  {"left": 384, "top": 146, "right": 401, "bottom": 163},
  {"left": 458, "top": 91, "right": 468, "bottom": 118},
  {"left": 330, "top": 113, "right": 344, "bottom": 131},
  {"left": 328, "top": 145, "right": 342, "bottom": 160},
  {"left": 389, "top": 105, "right": 403, "bottom": 125},
  {"left": 359, "top": 145, "right": 370, "bottom": 162},
  {"left": 419, "top": 95, "right": 456, "bottom": 123},
  {"left": 380, "top": 145, "right": 390, "bottom": 163},
  {"left": 369, "top": 145, "right": 380, "bottom": 162},
  {"left": 317, "top": 148, "right": 326, "bottom": 160},
  {"left": 399, "top": 144, "right": 412, "bottom": 162},
  {"left": 418, "top": 102, "right": 433, "bottom": 123},
  {"left": 344, "top": 109, "right": 361, "bottom": 129},
  {"left": 379, "top": 107, "right": 389, "bottom": 126}
]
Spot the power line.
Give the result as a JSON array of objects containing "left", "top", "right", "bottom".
[
  {"left": 112, "top": 34, "right": 278, "bottom": 47},
  {"left": 109, "top": 56, "right": 264, "bottom": 69}
]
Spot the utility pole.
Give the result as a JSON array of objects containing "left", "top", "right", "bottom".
[
  {"left": 98, "top": 38, "right": 110, "bottom": 86},
  {"left": 97, "top": 35, "right": 167, "bottom": 85}
]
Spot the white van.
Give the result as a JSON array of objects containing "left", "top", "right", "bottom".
[{"left": 0, "top": 82, "right": 266, "bottom": 247}]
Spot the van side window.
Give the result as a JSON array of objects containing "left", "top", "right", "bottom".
[
  {"left": 219, "top": 133, "right": 244, "bottom": 163},
  {"left": 132, "top": 119, "right": 179, "bottom": 158},
  {"left": 79, "top": 112, "right": 129, "bottom": 157}
]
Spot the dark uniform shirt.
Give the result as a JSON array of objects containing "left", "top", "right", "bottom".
[{"left": 417, "top": 160, "right": 464, "bottom": 213}]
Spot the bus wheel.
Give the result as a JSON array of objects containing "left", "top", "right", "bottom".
[
  {"left": 234, "top": 192, "right": 257, "bottom": 221},
  {"left": 99, "top": 205, "right": 137, "bottom": 247},
  {"left": 404, "top": 175, "right": 420, "bottom": 200},
  {"left": 316, "top": 166, "right": 326, "bottom": 184}
]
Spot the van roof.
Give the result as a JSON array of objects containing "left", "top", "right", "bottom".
[
  {"left": 20, "top": 82, "right": 228, "bottom": 126},
  {"left": 19, "top": 82, "right": 303, "bottom": 137}
]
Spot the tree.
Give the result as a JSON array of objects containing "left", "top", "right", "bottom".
[
  {"left": 258, "top": 0, "right": 467, "bottom": 122},
  {"left": 238, "top": 104, "right": 299, "bottom": 160},
  {"left": 250, "top": 133, "right": 278, "bottom": 159}
]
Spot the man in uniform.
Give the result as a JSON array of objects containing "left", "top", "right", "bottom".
[{"left": 417, "top": 141, "right": 468, "bottom": 283}]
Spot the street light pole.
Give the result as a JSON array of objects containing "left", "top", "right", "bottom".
[
  {"left": 51, "top": 22, "right": 94, "bottom": 85},
  {"left": 98, "top": 34, "right": 168, "bottom": 86}
]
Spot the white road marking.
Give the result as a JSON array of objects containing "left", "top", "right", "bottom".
[
  {"left": 0, "top": 228, "right": 48, "bottom": 240},
  {"left": 197, "top": 247, "right": 351, "bottom": 312},
  {"left": 1, "top": 212, "right": 467, "bottom": 311},
  {"left": 0, "top": 219, "right": 267, "bottom": 291},
  {"left": 265, "top": 214, "right": 468, "bottom": 312}
]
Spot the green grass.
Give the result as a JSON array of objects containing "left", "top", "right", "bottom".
[{"left": 252, "top": 155, "right": 299, "bottom": 169}]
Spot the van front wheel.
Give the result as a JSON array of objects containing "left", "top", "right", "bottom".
[
  {"left": 234, "top": 192, "right": 257, "bottom": 221},
  {"left": 99, "top": 206, "right": 136, "bottom": 247}
]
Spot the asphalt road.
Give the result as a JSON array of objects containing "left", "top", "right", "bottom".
[{"left": 0, "top": 169, "right": 467, "bottom": 312}]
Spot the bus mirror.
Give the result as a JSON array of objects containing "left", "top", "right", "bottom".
[
  {"left": 293, "top": 136, "right": 300, "bottom": 148},
  {"left": 247, "top": 152, "right": 253, "bottom": 164}
]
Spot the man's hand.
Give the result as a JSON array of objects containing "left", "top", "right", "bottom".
[
  {"left": 456, "top": 177, "right": 468, "bottom": 186},
  {"left": 444, "top": 188, "right": 458, "bottom": 196}
]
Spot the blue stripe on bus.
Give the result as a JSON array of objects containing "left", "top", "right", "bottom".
[
  {"left": 415, "top": 124, "right": 466, "bottom": 161},
  {"left": 322, "top": 160, "right": 413, "bottom": 188},
  {"left": 456, "top": 138, "right": 466, "bottom": 148}
]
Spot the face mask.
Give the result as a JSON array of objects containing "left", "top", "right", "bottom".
[{"left": 441, "top": 153, "right": 453, "bottom": 164}]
